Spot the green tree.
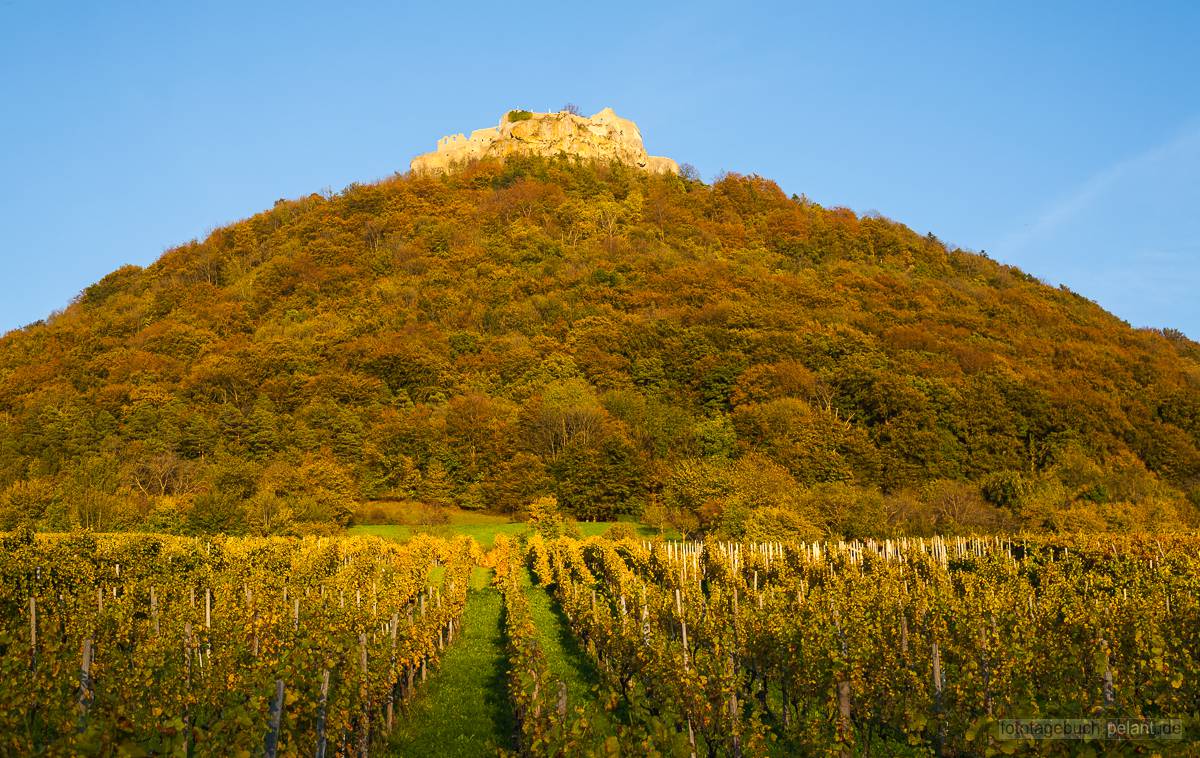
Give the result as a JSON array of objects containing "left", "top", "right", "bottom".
[
  {"left": 550, "top": 430, "right": 645, "bottom": 521},
  {"left": 186, "top": 492, "right": 246, "bottom": 534},
  {"left": 420, "top": 460, "right": 456, "bottom": 508},
  {"left": 484, "top": 452, "right": 552, "bottom": 515}
]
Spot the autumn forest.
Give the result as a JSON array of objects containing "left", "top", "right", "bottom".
[{"left": 1, "top": 156, "right": 1198, "bottom": 538}]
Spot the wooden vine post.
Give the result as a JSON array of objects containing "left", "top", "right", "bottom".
[
  {"left": 932, "top": 641, "right": 945, "bottom": 756},
  {"left": 837, "top": 679, "right": 852, "bottom": 758},
  {"left": 28, "top": 596, "right": 37, "bottom": 671},
  {"left": 387, "top": 612, "right": 399, "bottom": 731},
  {"left": 1100, "top": 637, "right": 1115, "bottom": 710},
  {"left": 358, "top": 633, "right": 370, "bottom": 757},
  {"left": 264, "top": 679, "right": 285, "bottom": 758},
  {"left": 150, "top": 587, "right": 160, "bottom": 636},
  {"left": 315, "top": 668, "right": 330, "bottom": 758},
  {"left": 77, "top": 639, "right": 94, "bottom": 733},
  {"left": 183, "top": 621, "right": 194, "bottom": 750}
]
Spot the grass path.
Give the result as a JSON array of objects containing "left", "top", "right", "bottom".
[
  {"left": 385, "top": 565, "right": 612, "bottom": 756},
  {"left": 350, "top": 512, "right": 671, "bottom": 549},
  {"left": 521, "top": 568, "right": 612, "bottom": 736},
  {"left": 387, "top": 567, "right": 514, "bottom": 756}
]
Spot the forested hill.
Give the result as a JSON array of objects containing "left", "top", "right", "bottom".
[{"left": 2, "top": 156, "right": 1198, "bottom": 537}]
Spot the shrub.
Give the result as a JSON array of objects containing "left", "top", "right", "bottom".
[
  {"left": 743, "top": 507, "right": 821, "bottom": 542},
  {"left": 523, "top": 495, "right": 579, "bottom": 538},
  {"left": 602, "top": 522, "right": 638, "bottom": 541},
  {"left": 506, "top": 109, "right": 533, "bottom": 122},
  {"left": 416, "top": 503, "right": 451, "bottom": 525},
  {"left": 354, "top": 503, "right": 393, "bottom": 525},
  {"left": 186, "top": 492, "right": 246, "bottom": 535}
]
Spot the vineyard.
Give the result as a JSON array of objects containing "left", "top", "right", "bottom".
[
  {"left": 2, "top": 529, "right": 1198, "bottom": 756},
  {"left": 0, "top": 530, "right": 476, "bottom": 756},
  {"left": 526, "top": 533, "right": 1200, "bottom": 756}
]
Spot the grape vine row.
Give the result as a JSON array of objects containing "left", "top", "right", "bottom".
[
  {"left": 531, "top": 533, "right": 1199, "bottom": 756},
  {"left": 0, "top": 530, "right": 477, "bottom": 755}
]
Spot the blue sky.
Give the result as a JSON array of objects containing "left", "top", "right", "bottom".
[{"left": 1, "top": 1, "right": 1197, "bottom": 337}]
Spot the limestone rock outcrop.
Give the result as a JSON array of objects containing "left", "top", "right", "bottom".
[{"left": 410, "top": 107, "right": 679, "bottom": 175}]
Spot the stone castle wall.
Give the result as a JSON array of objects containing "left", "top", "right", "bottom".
[{"left": 410, "top": 108, "right": 679, "bottom": 175}]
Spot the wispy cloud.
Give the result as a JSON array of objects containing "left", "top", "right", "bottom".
[{"left": 997, "top": 121, "right": 1200, "bottom": 255}]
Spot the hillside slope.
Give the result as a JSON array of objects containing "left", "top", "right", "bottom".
[{"left": 2, "top": 156, "right": 1198, "bottom": 536}]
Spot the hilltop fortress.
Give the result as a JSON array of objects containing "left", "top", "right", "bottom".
[{"left": 410, "top": 107, "right": 679, "bottom": 175}]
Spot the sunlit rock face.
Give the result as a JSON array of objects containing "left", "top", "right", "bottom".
[{"left": 410, "top": 108, "right": 679, "bottom": 175}]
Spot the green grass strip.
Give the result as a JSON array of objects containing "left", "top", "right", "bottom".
[
  {"left": 350, "top": 522, "right": 672, "bottom": 549},
  {"left": 520, "top": 568, "right": 612, "bottom": 736},
  {"left": 387, "top": 567, "right": 514, "bottom": 756}
]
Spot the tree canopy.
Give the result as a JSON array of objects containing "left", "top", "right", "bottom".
[{"left": 1, "top": 156, "right": 1197, "bottom": 536}]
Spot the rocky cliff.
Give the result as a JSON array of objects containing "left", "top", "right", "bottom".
[{"left": 410, "top": 107, "right": 679, "bottom": 175}]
